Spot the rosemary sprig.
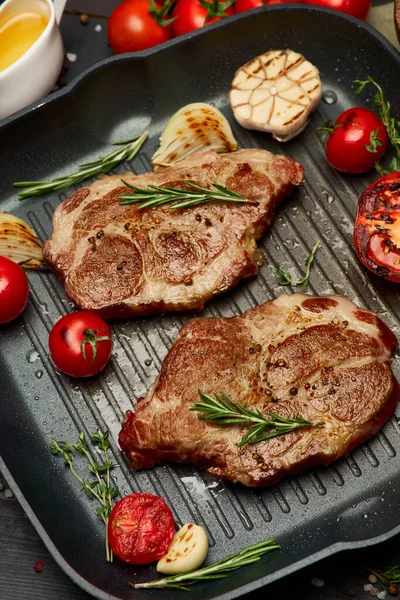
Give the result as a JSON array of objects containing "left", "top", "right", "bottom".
[
  {"left": 276, "top": 241, "right": 320, "bottom": 287},
  {"left": 354, "top": 76, "right": 400, "bottom": 174},
  {"left": 13, "top": 131, "right": 148, "bottom": 200},
  {"left": 129, "top": 539, "right": 280, "bottom": 590},
  {"left": 49, "top": 430, "right": 118, "bottom": 562},
  {"left": 191, "top": 391, "right": 320, "bottom": 447},
  {"left": 118, "top": 180, "right": 254, "bottom": 210}
]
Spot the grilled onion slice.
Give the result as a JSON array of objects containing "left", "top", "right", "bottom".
[
  {"left": 0, "top": 213, "right": 44, "bottom": 269},
  {"left": 152, "top": 102, "right": 238, "bottom": 170},
  {"left": 229, "top": 49, "right": 322, "bottom": 142}
]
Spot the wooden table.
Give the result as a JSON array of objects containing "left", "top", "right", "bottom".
[{"left": 1, "top": 1, "right": 400, "bottom": 599}]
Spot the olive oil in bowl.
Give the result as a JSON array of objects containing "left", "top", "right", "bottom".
[{"left": 0, "top": 12, "right": 48, "bottom": 72}]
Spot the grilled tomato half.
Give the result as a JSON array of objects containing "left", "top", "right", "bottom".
[{"left": 354, "top": 172, "right": 400, "bottom": 281}]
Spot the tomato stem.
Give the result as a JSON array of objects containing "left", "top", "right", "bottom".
[
  {"left": 198, "top": 0, "right": 235, "bottom": 20},
  {"left": 80, "top": 328, "right": 112, "bottom": 366},
  {"left": 316, "top": 119, "right": 355, "bottom": 143},
  {"left": 148, "top": 0, "right": 176, "bottom": 26}
]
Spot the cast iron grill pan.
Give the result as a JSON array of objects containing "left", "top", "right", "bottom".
[{"left": 1, "top": 6, "right": 400, "bottom": 600}]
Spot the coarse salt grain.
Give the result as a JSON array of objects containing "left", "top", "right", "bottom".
[
  {"left": 311, "top": 578, "right": 324, "bottom": 588},
  {"left": 4, "top": 488, "right": 13, "bottom": 498},
  {"left": 377, "top": 592, "right": 387, "bottom": 600},
  {"left": 365, "top": 584, "right": 374, "bottom": 592},
  {"left": 66, "top": 53, "right": 77, "bottom": 63},
  {"left": 94, "top": 24, "right": 102, "bottom": 32}
]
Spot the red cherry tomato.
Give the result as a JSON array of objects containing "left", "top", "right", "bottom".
[
  {"left": 235, "top": 0, "right": 302, "bottom": 8},
  {"left": 234, "top": 0, "right": 264, "bottom": 10},
  {"left": 48, "top": 311, "right": 112, "bottom": 377},
  {"left": 322, "top": 107, "right": 388, "bottom": 174},
  {"left": 303, "top": 0, "right": 371, "bottom": 20},
  {"left": 108, "top": 493, "right": 175, "bottom": 564},
  {"left": 108, "top": 0, "right": 172, "bottom": 54},
  {"left": 266, "top": 0, "right": 303, "bottom": 4},
  {"left": 0, "top": 256, "right": 29, "bottom": 324},
  {"left": 172, "top": 0, "right": 234, "bottom": 37},
  {"left": 354, "top": 172, "right": 400, "bottom": 282}
]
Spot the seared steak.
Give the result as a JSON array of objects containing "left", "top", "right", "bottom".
[
  {"left": 119, "top": 294, "right": 399, "bottom": 487},
  {"left": 43, "top": 149, "right": 303, "bottom": 318}
]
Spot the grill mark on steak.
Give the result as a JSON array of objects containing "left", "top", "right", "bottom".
[
  {"left": 119, "top": 293, "right": 399, "bottom": 487},
  {"left": 43, "top": 149, "right": 304, "bottom": 317}
]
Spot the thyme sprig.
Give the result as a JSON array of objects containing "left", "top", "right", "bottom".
[
  {"left": 129, "top": 539, "right": 280, "bottom": 590},
  {"left": 49, "top": 430, "right": 118, "bottom": 562},
  {"left": 354, "top": 76, "right": 400, "bottom": 174},
  {"left": 191, "top": 391, "right": 321, "bottom": 447},
  {"left": 14, "top": 131, "right": 148, "bottom": 200},
  {"left": 118, "top": 180, "right": 254, "bottom": 210},
  {"left": 276, "top": 241, "right": 320, "bottom": 287},
  {"left": 366, "top": 128, "right": 384, "bottom": 154}
]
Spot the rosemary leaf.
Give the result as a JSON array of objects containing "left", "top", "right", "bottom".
[
  {"left": 276, "top": 241, "right": 320, "bottom": 287},
  {"left": 129, "top": 539, "right": 280, "bottom": 590},
  {"left": 14, "top": 131, "right": 148, "bottom": 200},
  {"left": 118, "top": 180, "right": 254, "bottom": 210},
  {"left": 190, "top": 390, "right": 321, "bottom": 447}
]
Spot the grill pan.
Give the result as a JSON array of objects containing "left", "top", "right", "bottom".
[{"left": 1, "top": 6, "right": 400, "bottom": 600}]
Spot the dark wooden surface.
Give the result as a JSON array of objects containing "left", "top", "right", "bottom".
[{"left": 1, "top": 1, "right": 400, "bottom": 599}]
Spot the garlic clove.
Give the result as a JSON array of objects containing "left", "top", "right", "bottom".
[
  {"left": 229, "top": 49, "right": 322, "bottom": 141},
  {"left": 156, "top": 523, "right": 209, "bottom": 575},
  {"left": 152, "top": 103, "right": 238, "bottom": 170},
  {"left": 0, "top": 213, "right": 44, "bottom": 269}
]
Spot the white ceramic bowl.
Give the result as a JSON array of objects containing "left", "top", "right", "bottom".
[{"left": 0, "top": 0, "right": 64, "bottom": 120}]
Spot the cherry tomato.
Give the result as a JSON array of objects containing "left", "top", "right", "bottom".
[
  {"left": 48, "top": 311, "right": 112, "bottom": 377},
  {"left": 108, "top": 493, "right": 175, "bottom": 564},
  {"left": 234, "top": 0, "right": 264, "bottom": 10},
  {"left": 235, "top": 0, "right": 302, "bottom": 8},
  {"left": 172, "top": 0, "right": 234, "bottom": 37},
  {"left": 0, "top": 256, "right": 29, "bottom": 324},
  {"left": 354, "top": 172, "right": 400, "bottom": 282},
  {"left": 321, "top": 107, "right": 388, "bottom": 174},
  {"left": 108, "top": 0, "right": 172, "bottom": 54},
  {"left": 303, "top": 0, "right": 371, "bottom": 20},
  {"left": 266, "top": 0, "right": 303, "bottom": 4}
]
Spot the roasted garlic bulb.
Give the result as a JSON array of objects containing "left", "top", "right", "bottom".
[
  {"left": 152, "top": 103, "right": 238, "bottom": 170},
  {"left": 0, "top": 213, "right": 44, "bottom": 269},
  {"left": 229, "top": 49, "right": 322, "bottom": 142}
]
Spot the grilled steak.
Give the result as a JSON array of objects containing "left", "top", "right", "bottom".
[
  {"left": 119, "top": 294, "right": 399, "bottom": 487},
  {"left": 43, "top": 149, "right": 303, "bottom": 318}
]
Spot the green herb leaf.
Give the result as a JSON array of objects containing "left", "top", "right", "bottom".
[
  {"left": 190, "top": 390, "right": 321, "bottom": 447},
  {"left": 367, "top": 565, "right": 400, "bottom": 588},
  {"left": 366, "top": 128, "right": 383, "bottom": 153},
  {"left": 129, "top": 539, "right": 280, "bottom": 590},
  {"left": 118, "top": 180, "right": 255, "bottom": 210},
  {"left": 275, "top": 241, "right": 320, "bottom": 287},
  {"left": 14, "top": 131, "right": 148, "bottom": 200},
  {"left": 354, "top": 76, "right": 400, "bottom": 174},
  {"left": 49, "top": 430, "right": 118, "bottom": 562}
]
